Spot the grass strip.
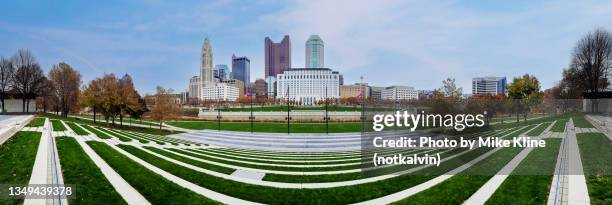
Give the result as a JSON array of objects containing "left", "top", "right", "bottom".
[
  {"left": 166, "top": 120, "right": 362, "bottom": 133},
  {"left": 392, "top": 146, "right": 524, "bottom": 205},
  {"left": 51, "top": 119, "right": 67, "bottom": 131},
  {"left": 27, "top": 117, "right": 45, "bottom": 127},
  {"left": 391, "top": 125, "right": 536, "bottom": 204},
  {"left": 87, "top": 141, "right": 220, "bottom": 204},
  {"left": 485, "top": 138, "right": 560, "bottom": 204},
  {"left": 144, "top": 147, "right": 235, "bottom": 174},
  {"left": 577, "top": 133, "right": 611, "bottom": 205},
  {"left": 573, "top": 116, "right": 595, "bottom": 128},
  {"left": 526, "top": 122, "right": 551, "bottom": 136},
  {"left": 65, "top": 122, "right": 89, "bottom": 135},
  {"left": 89, "top": 127, "right": 132, "bottom": 142},
  {"left": 80, "top": 124, "right": 111, "bottom": 139},
  {"left": 43, "top": 113, "right": 180, "bottom": 136},
  {"left": 103, "top": 128, "right": 151, "bottom": 144},
  {"left": 0, "top": 131, "right": 41, "bottom": 205},
  {"left": 114, "top": 129, "right": 524, "bottom": 205},
  {"left": 170, "top": 148, "right": 361, "bottom": 172},
  {"left": 56, "top": 137, "right": 126, "bottom": 204},
  {"left": 550, "top": 119, "right": 568, "bottom": 132}
]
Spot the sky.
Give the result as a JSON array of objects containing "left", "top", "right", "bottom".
[{"left": 1, "top": 0, "right": 612, "bottom": 94}]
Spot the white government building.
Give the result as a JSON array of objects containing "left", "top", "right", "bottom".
[
  {"left": 276, "top": 68, "right": 340, "bottom": 105},
  {"left": 381, "top": 85, "right": 418, "bottom": 100}
]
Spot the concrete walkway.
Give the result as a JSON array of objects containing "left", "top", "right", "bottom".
[
  {"left": 73, "top": 136, "right": 150, "bottom": 205},
  {"left": 566, "top": 119, "right": 591, "bottom": 205},
  {"left": 547, "top": 133, "right": 569, "bottom": 205},
  {"left": 24, "top": 118, "right": 68, "bottom": 205}
]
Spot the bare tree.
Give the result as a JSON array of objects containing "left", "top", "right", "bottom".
[
  {"left": 49, "top": 63, "right": 82, "bottom": 117},
  {"left": 37, "top": 77, "right": 55, "bottom": 113},
  {"left": 12, "top": 49, "right": 44, "bottom": 112},
  {"left": 572, "top": 29, "right": 612, "bottom": 93},
  {"left": 0, "top": 57, "right": 14, "bottom": 112}
]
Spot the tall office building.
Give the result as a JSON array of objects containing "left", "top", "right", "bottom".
[
  {"left": 188, "top": 76, "right": 200, "bottom": 99},
  {"left": 265, "top": 35, "right": 291, "bottom": 96},
  {"left": 214, "top": 64, "right": 229, "bottom": 81},
  {"left": 200, "top": 38, "right": 214, "bottom": 88},
  {"left": 472, "top": 76, "right": 506, "bottom": 95},
  {"left": 305, "top": 35, "right": 324, "bottom": 68},
  {"left": 231, "top": 55, "right": 250, "bottom": 87}
]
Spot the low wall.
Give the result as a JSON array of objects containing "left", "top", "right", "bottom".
[
  {"left": 1, "top": 99, "right": 37, "bottom": 113},
  {"left": 198, "top": 110, "right": 362, "bottom": 122},
  {"left": 0, "top": 115, "right": 34, "bottom": 145},
  {"left": 583, "top": 99, "right": 612, "bottom": 113}
]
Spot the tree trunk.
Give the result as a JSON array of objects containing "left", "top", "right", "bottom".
[
  {"left": 22, "top": 98, "right": 26, "bottom": 112},
  {"left": 120, "top": 114, "right": 123, "bottom": 128},
  {"left": 93, "top": 108, "right": 97, "bottom": 124}
]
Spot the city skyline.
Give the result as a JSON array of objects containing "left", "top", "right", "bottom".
[{"left": 1, "top": 0, "right": 612, "bottom": 94}]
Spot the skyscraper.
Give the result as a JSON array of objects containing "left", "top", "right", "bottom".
[
  {"left": 201, "top": 38, "right": 214, "bottom": 88},
  {"left": 305, "top": 35, "right": 324, "bottom": 68},
  {"left": 231, "top": 55, "right": 250, "bottom": 87},
  {"left": 265, "top": 35, "right": 291, "bottom": 96},
  {"left": 214, "top": 64, "right": 229, "bottom": 80}
]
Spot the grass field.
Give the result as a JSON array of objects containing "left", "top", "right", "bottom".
[
  {"left": 87, "top": 141, "right": 220, "bottom": 204},
  {"left": 0, "top": 132, "right": 41, "bottom": 205},
  {"left": 51, "top": 119, "right": 67, "bottom": 131},
  {"left": 486, "top": 138, "right": 561, "bottom": 204},
  {"left": 550, "top": 119, "right": 568, "bottom": 132},
  {"left": 525, "top": 122, "right": 551, "bottom": 136},
  {"left": 27, "top": 117, "right": 45, "bottom": 127},
  {"left": 167, "top": 120, "right": 362, "bottom": 133},
  {"left": 577, "top": 133, "right": 611, "bottom": 205},
  {"left": 392, "top": 125, "right": 536, "bottom": 204},
  {"left": 573, "top": 116, "right": 595, "bottom": 128},
  {"left": 65, "top": 122, "right": 89, "bottom": 135},
  {"left": 80, "top": 124, "right": 112, "bottom": 139},
  {"left": 43, "top": 113, "right": 179, "bottom": 136},
  {"left": 56, "top": 137, "right": 126, "bottom": 204}
]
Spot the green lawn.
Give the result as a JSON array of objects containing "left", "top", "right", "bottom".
[
  {"left": 526, "top": 122, "right": 551, "bottom": 136},
  {"left": 0, "top": 131, "right": 41, "bottom": 205},
  {"left": 27, "top": 117, "right": 45, "bottom": 127},
  {"left": 74, "top": 115, "right": 158, "bottom": 126},
  {"left": 51, "top": 119, "right": 67, "bottom": 131},
  {"left": 109, "top": 125, "right": 533, "bottom": 204},
  {"left": 391, "top": 125, "right": 536, "bottom": 204},
  {"left": 43, "top": 113, "right": 180, "bottom": 136},
  {"left": 167, "top": 121, "right": 361, "bottom": 133},
  {"left": 80, "top": 124, "right": 112, "bottom": 139},
  {"left": 56, "top": 137, "right": 126, "bottom": 204},
  {"left": 550, "top": 119, "right": 568, "bottom": 132},
  {"left": 65, "top": 122, "right": 89, "bottom": 135},
  {"left": 573, "top": 116, "right": 595, "bottom": 128},
  {"left": 87, "top": 141, "right": 220, "bottom": 204},
  {"left": 486, "top": 138, "right": 561, "bottom": 204},
  {"left": 88, "top": 127, "right": 131, "bottom": 142},
  {"left": 577, "top": 133, "right": 611, "bottom": 205}
]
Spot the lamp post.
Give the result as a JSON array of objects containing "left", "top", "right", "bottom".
[
  {"left": 325, "top": 86, "right": 329, "bottom": 134},
  {"left": 287, "top": 85, "right": 291, "bottom": 135}
]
